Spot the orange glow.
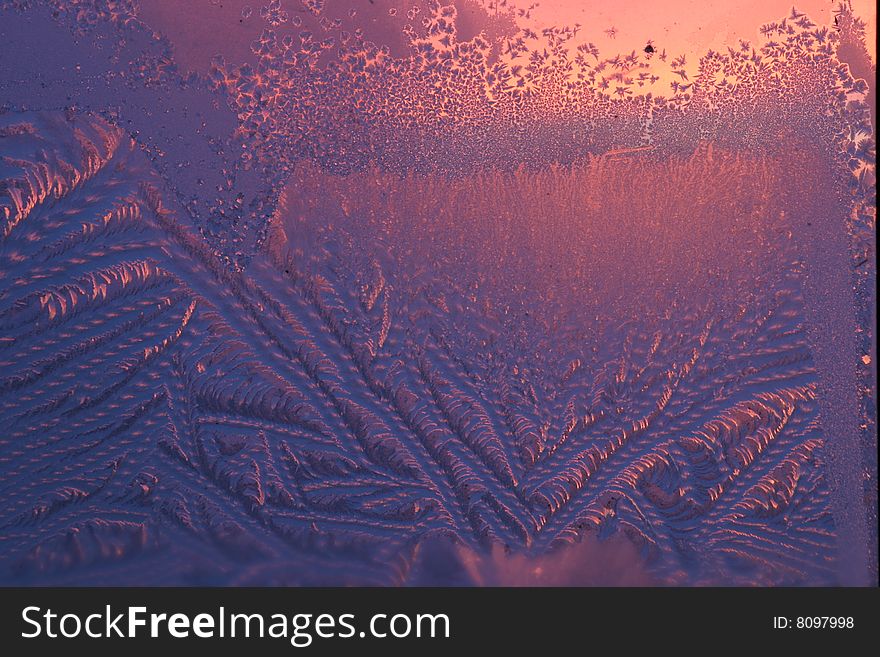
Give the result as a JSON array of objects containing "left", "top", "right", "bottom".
[{"left": 526, "top": 0, "right": 876, "bottom": 65}]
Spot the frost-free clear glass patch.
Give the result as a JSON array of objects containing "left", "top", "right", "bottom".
[{"left": 0, "top": 0, "right": 875, "bottom": 586}]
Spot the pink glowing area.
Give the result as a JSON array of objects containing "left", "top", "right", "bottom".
[
  {"left": 0, "top": 1, "right": 875, "bottom": 586},
  {"left": 527, "top": 0, "right": 876, "bottom": 64}
]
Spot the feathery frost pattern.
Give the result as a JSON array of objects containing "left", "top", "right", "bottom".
[
  {"left": 0, "top": 110, "right": 843, "bottom": 584},
  {"left": 0, "top": 0, "right": 875, "bottom": 585}
]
